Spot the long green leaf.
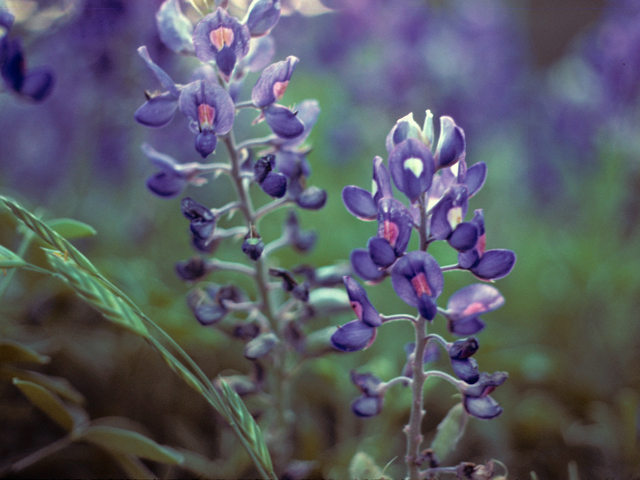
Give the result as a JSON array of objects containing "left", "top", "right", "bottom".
[
  {"left": 0, "top": 340, "right": 50, "bottom": 364},
  {"left": 13, "top": 378, "right": 76, "bottom": 432},
  {"left": 1, "top": 366, "right": 85, "bottom": 405},
  {"left": 47, "top": 218, "right": 97, "bottom": 240},
  {"left": 430, "top": 402, "right": 468, "bottom": 462},
  {"left": 75, "top": 425, "right": 184, "bottom": 465}
]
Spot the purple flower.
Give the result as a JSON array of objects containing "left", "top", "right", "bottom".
[
  {"left": 367, "top": 197, "right": 414, "bottom": 268},
  {"left": 457, "top": 210, "right": 516, "bottom": 281},
  {"left": 445, "top": 283, "right": 505, "bottom": 336},
  {"left": 391, "top": 251, "right": 444, "bottom": 321},
  {"left": 254, "top": 154, "right": 287, "bottom": 198},
  {"left": 462, "top": 371, "right": 508, "bottom": 420},
  {"left": 284, "top": 211, "right": 317, "bottom": 252},
  {"left": 296, "top": 185, "right": 327, "bottom": 210},
  {"left": 434, "top": 116, "right": 466, "bottom": 169},
  {"left": 178, "top": 79, "right": 235, "bottom": 157},
  {"left": 176, "top": 256, "right": 209, "bottom": 282},
  {"left": 262, "top": 103, "right": 304, "bottom": 139},
  {"left": 193, "top": 8, "right": 251, "bottom": 81},
  {"left": 388, "top": 138, "right": 435, "bottom": 202},
  {"left": 134, "top": 46, "right": 180, "bottom": 127},
  {"left": 330, "top": 319, "right": 376, "bottom": 352},
  {"left": 350, "top": 248, "right": 386, "bottom": 283},
  {"left": 0, "top": 34, "right": 54, "bottom": 102},
  {"left": 430, "top": 185, "right": 480, "bottom": 252},
  {"left": 242, "top": 226, "right": 264, "bottom": 261},
  {"left": 342, "top": 156, "right": 393, "bottom": 221},
  {"left": 141, "top": 143, "right": 207, "bottom": 198},
  {"left": 181, "top": 197, "right": 216, "bottom": 244},
  {"left": 187, "top": 284, "right": 228, "bottom": 325},
  {"left": 350, "top": 370, "right": 384, "bottom": 417},
  {"left": 243, "top": 0, "right": 281, "bottom": 37},
  {"left": 252, "top": 56, "right": 298, "bottom": 108},
  {"left": 385, "top": 111, "right": 431, "bottom": 153},
  {"left": 343, "top": 276, "right": 381, "bottom": 327},
  {"left": 447, "top": 337, "right": 480, "bottom": 384}
]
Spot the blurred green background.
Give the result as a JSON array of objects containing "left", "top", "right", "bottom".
[{"left": 1, "top": 0, "right": 639, "bottom": 478}]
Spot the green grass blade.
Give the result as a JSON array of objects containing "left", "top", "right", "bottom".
[
  {"left": 44, "top": 250, "right": 149, "bottom": 337},
  {"left": 1, "top": 197, "right": 100, "bottom": 276}
]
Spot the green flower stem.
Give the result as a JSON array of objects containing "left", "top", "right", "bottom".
[
  {"left": 255, "top": 197, "right": 293, "bottom": 223},
  {"left": 236, "top": 134, "right": 277, "bottom": 151},
  {"left": 405, "top": 315, "right": 428, "bottom": 480},
  {"left": 222, "top": 127, "right": 294, "bottom": 472}
]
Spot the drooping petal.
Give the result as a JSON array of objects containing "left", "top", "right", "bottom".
[
  {"left": 470, "top": 249, "right": 516, "bottom": 281},
  {"left": 388, "top": 138, "right": 435, "bottom": 202},
  {"left": 342, "top": 186, "right": 377, "bottom": 220},
  {"left": 343, "top": 276, "right": 381, "bottom": 327},
  {"left": 435, "top": 116, "right": 465, "bottom": 169},
  {"left": 330, "top": 320, "right": 376, "bottom": 352}
]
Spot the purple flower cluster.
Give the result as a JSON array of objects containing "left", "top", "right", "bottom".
[
  {"left": 0, "top": 10, "right": 54, "bottom": 102},
  {"left": 132, "top": 5, "right": 342, "bottom": 448},
  {"left": 331, "top": 111, "right": 515, "bottom": 421}
]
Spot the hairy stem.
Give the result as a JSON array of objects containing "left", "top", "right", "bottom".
[{"left": 405, "top": 316, "right": 428, "bottom": 480}]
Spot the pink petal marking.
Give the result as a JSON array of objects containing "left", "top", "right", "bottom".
[
  {"left": 198, "top": 104, "right": 216, "bottom": 129},
  {"left": 209, "top": 27, "right": 234, "bottom": 50},
  {"left": 383, "top": 220, "right": 399, "bottom": 247},
  {"left": 411, "top": 273, "right": 432, "bottom": 297}
]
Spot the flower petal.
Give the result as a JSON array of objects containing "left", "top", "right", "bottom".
[
  {"left": 470, "top": 249, "right": 516, "bottom": 281},
  {"left": 342, "top": 186, "right": 377, "bottom": 220},
  {"left": 330, "top": 320, "right": 376, "bottom": 352}
]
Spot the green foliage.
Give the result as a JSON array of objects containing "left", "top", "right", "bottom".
[
  {"left": 0, "top": 197, "right": 277, "bottom": 480},
  {"left": 430, "top": 402, "right": 468, "bottom": 462},
  {"left": 348, "top": 451, "right": 392, "bottom": 480},
  {"left": 13, "top": 378, "right": 77, "bottom": 432},
  {"left": 74, "top": 425, "right": 184, "bottom": 464}
]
